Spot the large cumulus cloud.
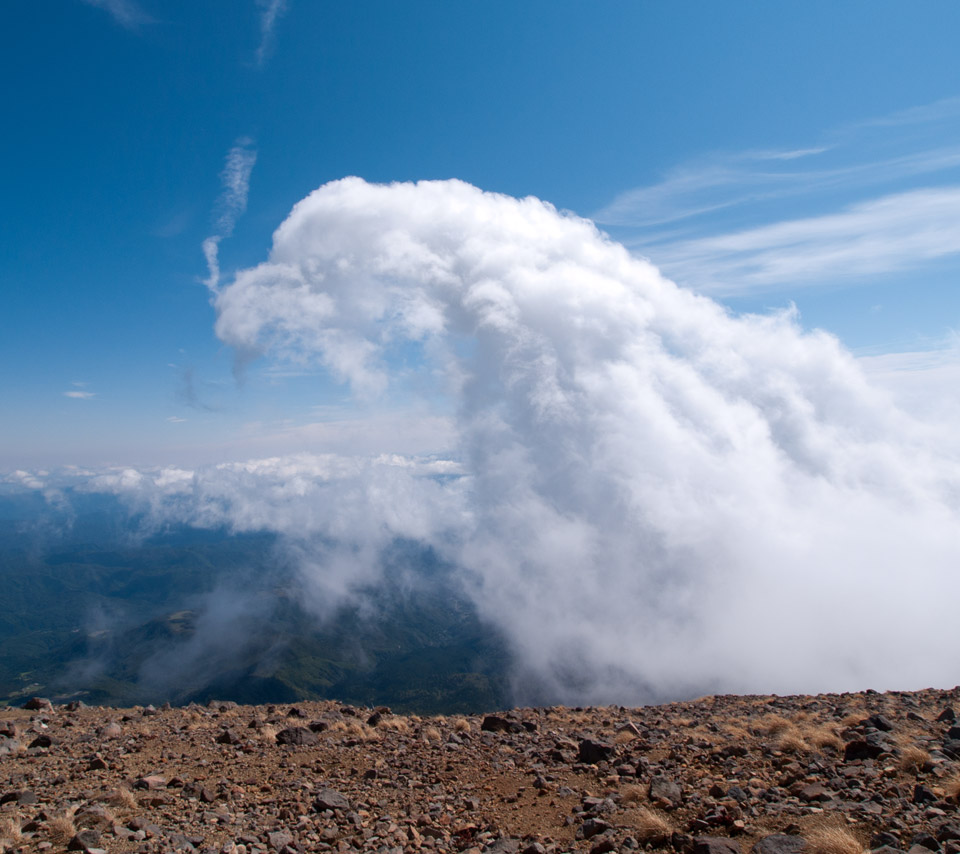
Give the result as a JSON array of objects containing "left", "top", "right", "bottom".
[{"left": 76, "top": 179, "right": 960, "bottom": 702}]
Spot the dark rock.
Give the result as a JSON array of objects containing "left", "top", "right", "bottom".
[
  {"left": 844, "top": 739, "right": 885, "bottom": 761},
  {"left": 578, "top": 739, "right": 615, "bottom": 764},
  {"left": 591, "top": 837, "right": 618, "bottom": 854},
  {"left": 942, "top": 739, "right": 960, "bottom": 760},
  {"left": 216, "top": 729, "right": 242, "bottom": 745},
  {"left": 28, "top": 734, "right": 54, "bottom": 749},
  {"left": 865, "top": 714, "right": 895, "bottom": 732},
  {"left": 649, "top": 776, "right": 683, "bottom": 809},
  {"left": 751, "top": 835, "right": 806, "bottom": 854},
  {"left": 23, "top": 697, "right": 53, "bottom": 711},
  {"left": 579, "top": 818, "right": 612, "bottom": 839},
  {"left": 313, "top": 788, "right": 350, "bottom": 811},
  {"left": 799, "top": 783, "right": 835, "bottom": 802},
  {"left": 268, "top": 830, "right": 294, "bottom": 850},
  {"left": 481, "top": 715, "right": 521, "bottom": 734},
  {"left": 913, "top": 785, "right": 938, "bottom": 805},
  {"left": 912, "top": 834, "right": 941, "bottom": 852},
  {"left": 275, "top": 726, "right": 318, "bottom": 746},
  {"left": 946, "top": 726, "right": 960, "bottom": 740},
  {"left": 694, "top": 836, "right": 742, "bottom": 854},
  {"left": 67, "top": 829, "right": 102, "bottom": 851},
  {"left": 938, "top": 708, "right": 957, "bottom": 723},
  {"left": 872, "top": 833, "right": 902, "bottom": 849}
]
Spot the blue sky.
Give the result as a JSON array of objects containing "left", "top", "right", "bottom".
[{"left": 4, "top": 0, "right": 960, "bottom": 468}]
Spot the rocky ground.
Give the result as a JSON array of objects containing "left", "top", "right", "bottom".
[{"left": 2, "top": 687, "right": 960, "bottom": 854}]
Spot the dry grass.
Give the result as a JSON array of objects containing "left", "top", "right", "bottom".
[
  {"left": 452, "top": 717, "right": 471, "bottom": 734},
  {"left": 756, "top": 713, "right": 795, "bottom": 736},
  {"left": 422, "top": 726, "right": 442, "bottom": 743},
  {"left": 620, "top": 783, "right": 647, "bottom": 805},
  {"left": 939, "top": 772, "right": 960, "bottom": 803},
  {"left": 46, "top": 812, "right": 77, "bottom": 844},
  {"left": 802, "top": 724, "right": 844, "bottom": 752},
  {"left": 633, "top": 807, "right": 674, "bottom": 843},
  {"left": 258, "top": 723, "right": 279, "bottom": 742},
  {"left": 379, "top": 717, "right": 411, "bottom": 734},
  {"left": 345, "top": 721, "right": 379, "bottom": 741},
  {"left": 101, "top": 787, "right": 138, "bottom": 811},
  {"left": 775, "top": 730, "right": 810, "bottom": 754},
  {"left": 0, "top": 813, "right": 22, "bottom": 844},
  {"left": 898, "top": 746, "right": 930, "bottom": 774},
  {"left": 720, "top": 722, "right": 753, "bottom": 742},
  {"left": 805, "top": 825, "right": 866, "bottom": 854},
  {"left": 614, "top": 729, "right": 637, "bottom": 745}
]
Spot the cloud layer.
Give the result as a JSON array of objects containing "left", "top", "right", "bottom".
[{"left": 38, "top": 178, "right": 960, "bottom": 704}]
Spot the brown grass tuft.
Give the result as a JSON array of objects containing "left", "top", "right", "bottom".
[
  {"left": 102, "top": 787, "right": 138, "bottom": 811},
  {"left": 422, "top": 725, "right": 442, "bottom": 743},
  {"left": 452, "top": 717, "right": 471, "bottom": 734},
  {"left": 806, "top": 825, "right": 866, "bottom": 854},
  {"left": 803, "top": 724, "right": 844, "bottom": 752},
  {"left": 775, "top": 730, "right": 809, "bottom": 754},
  {"left": 46, "top": 813, "right": 77, "bottom": 844},
  {"left": 940, "top": 772, "right": 960, "bottom": 803},
  {"left": 620, "top": 783, "right": 647, "bottom": 805},
  {"left": 379, "top": 717, "right": 411, "bottom": 734},
  {"left": 898, "top": 746, "right": 930, "bottom": 774},
  {"left": 0, "top": 812, "right": 22, "bottom": 843},
  {"left": 614, "top": 729, "right": 637, "bottom": 744},
  {"left": 633, "top": 806, "right": 674, "bottom": 842},
  {"left": 757, "top": 713, "right": 795, "bottom": 736}
]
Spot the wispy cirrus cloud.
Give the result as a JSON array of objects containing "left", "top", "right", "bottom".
[
  {"left": 80, "top": 0, "right": 152, "bottom": 30},
  {"left": 597, "top": 97, "right": 960, "bottom": 295},
  {"left": 651, "top": 185, "right": 960, "bottom": 294},
  {"left": 255, "top": 0, "right": 289, "bottom": 67},
  {"left": 64, "top": 390, "right": 96, "bottom": 399},
  {"left": 202, "top": 139, "right": 258, "bottom": 291}
]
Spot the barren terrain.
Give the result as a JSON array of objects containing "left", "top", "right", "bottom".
[{"left": 2, "top": 687, "right": 960, "bottom": 854}]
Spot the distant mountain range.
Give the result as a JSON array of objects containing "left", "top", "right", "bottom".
[{"left": 0, "top": 489, "right": 509, "bottom": 713}]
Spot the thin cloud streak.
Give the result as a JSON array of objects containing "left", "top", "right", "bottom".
[
  {"left": 64, "top": 390, "right": 96, "bottom": 399},
  {"left": 596, "top": 97, "right": 960, "bottom": 295},
  {"left": 80, "top": 0, "right": 151, "bottom": 29},
  {"left": 652, "top": 185, "right": 960, "bottom": 294},
  {"left": 255, "top": 0, "right": 289, "bottom": 67},
  {"left": 202, "top": 139, "right": 257, "bottom": 291}
]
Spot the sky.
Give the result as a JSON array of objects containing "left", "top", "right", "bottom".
[
  {"left": 3, "top": 0, "right": 960, "bottom": 468},
  {"left": 3, "top": 2, "right": 960, "bottom": 702}
]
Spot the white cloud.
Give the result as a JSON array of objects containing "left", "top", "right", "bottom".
[
  {"left": 255, "top": 0, "right": 289, "bottom": 67},
  {"left": 166, "top": 416, "right": 187, "bottom": 423},
  {"left": 63, "top": 390, "right": 96, "bottom": 399},
  {"left": 162, "top": 177, "right": 960, "bottom": 702},
  {"left": 80, "top": 0, "right": 151, "bottom": 29},
  {"left": 20, "top": 179, "right": 960, "bottom": 705},
  {"left": 203, "top": 139, "right": 258, "bottom": 291}
]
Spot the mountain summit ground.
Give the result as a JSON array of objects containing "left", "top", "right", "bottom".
[{"left": 2, "top": 687, "right": 959, "bottom": 854}]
